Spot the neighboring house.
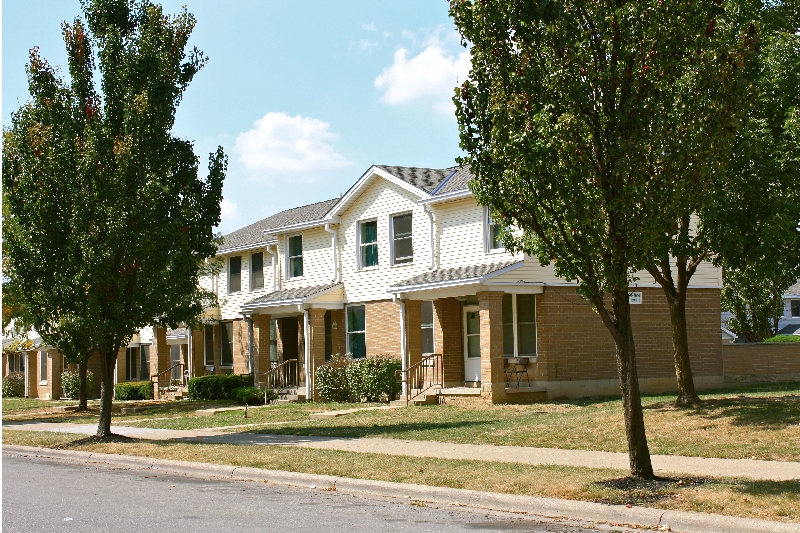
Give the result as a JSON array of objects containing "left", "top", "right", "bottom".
[
  {"left": 204, "top": 164, "right": 727, "bottom": 403},
  {"left": 778, "top": 280, "right": 800, "bottom": 335}
]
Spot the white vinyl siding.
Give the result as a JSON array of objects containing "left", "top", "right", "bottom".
[{"left": 210, "top": 246, "right": 275, "bottom": 321}]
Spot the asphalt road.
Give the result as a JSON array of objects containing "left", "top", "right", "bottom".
[{"left": 2, "top": 453, "right": 640, "bottom": 533}]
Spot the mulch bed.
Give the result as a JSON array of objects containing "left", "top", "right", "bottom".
[{"left": 54, "top": 433, "right": 136, "bottom": 448}]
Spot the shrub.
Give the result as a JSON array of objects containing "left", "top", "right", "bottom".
[
  {"left": 187, "top": 373, "right": 254, "bottom": 400},
  {"left": 231, "top": 386, "right": 277, "bottom": 405},
  {"left": 2, "top": 372, "right": 25, "bottom": 397},
  {"left": 315, "top": 353, "right": 352, "bottom": 402},
  {"left": 346, "top": 355, "right": 402, "bottom": 402},
  {"left": 61, "top": 369, "right": 96, "bottom": 399},
  {"left": 114, "top": 380, "right": 153, "bottom": 401},
  {"left": 763, "top": 335, "right": 800, "bottom": 343}
]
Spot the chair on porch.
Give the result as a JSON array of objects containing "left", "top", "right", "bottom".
[{"left": 504, "top": 357, "right": 530, "bottom": 388}]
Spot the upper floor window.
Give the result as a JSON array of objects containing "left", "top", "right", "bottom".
[
  {"left": 485, "top": 208, "right": 506, "bottom": 252},
  {"left": 792, "top": 299, "right": 800, "bottom": 318},
  {"left": 228, "top": 256, "right": 242, "bottom": 293},
  {"left": 392, "top": 213, "right": 413, "bottom": 265},
  {"left": 502, "top": 293, "right": 537, "bottom": 358},
  {"left": 359, "top": 220, "right": 378, "bottom": 269},
  {"left": 251, "top": 252, "right": 264, "bottom": 291},
  {"left": 421, "top": 300, "right": 435, "bottom": 354},
  {"left": 288, "top": 235, "right": 303, "bottom": 278}
]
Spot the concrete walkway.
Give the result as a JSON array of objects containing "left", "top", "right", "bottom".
[{"left": 4, "top": 420, "right": 799, "bottom": 481}]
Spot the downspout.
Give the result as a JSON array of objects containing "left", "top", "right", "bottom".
[
  {"left": 186, "top": 326, "right": 193, "bottom": 380},
  {"left": 269, "top": 244, "right": 279, "bottom": 291},
  {"left": 301, "top": 306, "right": 311, "bottom": 400},
  {"left": 324, "top": 223, "right": 339, "bottom": 283},
  {"left": 423, "top": 204, "right": 438, "bottom": 270},
  {"left": 245, "top": 316, "right": 254, "bottom": 374},
  {"left": 24, "top": 354, "right": 29, "bottom": 398},
  {"left": 393, "top": 294, "right": 408, "bottom": 398}
]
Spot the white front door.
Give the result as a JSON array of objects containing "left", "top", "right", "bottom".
[{"left": 463, "top": 306, "right": 481, "bottom": 382}]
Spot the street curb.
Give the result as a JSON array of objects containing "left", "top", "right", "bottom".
[{"left": 3, "top": 445, "right": 797, "bottom": 533}]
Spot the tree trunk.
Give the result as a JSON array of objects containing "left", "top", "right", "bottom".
[
  {"left": 612, "top": 290, "right": 655, "bottom": 479},
  {"left": 666, "top": 292, "right": 701, "bottom": 407},
  {"left": 77, "top": 360, "right": 88, "bottom": 411},
  {"left": 96, "top": 348, "right": 117, "bottom": 438}
]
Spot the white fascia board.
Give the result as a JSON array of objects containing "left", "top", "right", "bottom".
[
  {"left": 418, "top": 189, "right": 473, "bottom": 205},
  {"left": 388, "top": 277, "right": 483, "bottom": 294},
  {"left": 785, "top": 294, "right": 800, "bottom": 299},
  {"left": 479, "top": 261, "right": 525, "bottom": 280},
  {"left": 326, "top": 166, "right": 432, "bottom": 218},
  {"left": 217, "top": 241, "right": 276, "bottom": 256},
  {"left": 262, "top": 217, "right": 339, "bottom": 237},
  {"left": 481, "top": 282, "right": 545, "bottom": 294}
]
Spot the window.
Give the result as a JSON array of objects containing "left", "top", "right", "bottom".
[
  {"left": 220, "top": 322, "right": 234, "bottom": 367},
  {"left": 170, "top": 345, "right": 182, "bottom": 380},
  {"left": 288, "top": 235, "right": 303, "bottom": 278},
  {"left": 228, "top": 256, "right": 242, "bottom": 293},
  {"left": 269, "top": 320, "right": 278, "bottom": 363},
  {"left": 140, "top": 345, "right": 150, "bottom": 380},
  {"left": 359, "top": 220, "right": 378, "bottom": 269},
  {"left": 347, "top": 305, "right": 366, "bottom": 359},
  {"left": 204, "top": 325, "right": 215, "bottom": 366},
  {"left": 9, "top": 354, "right": 25, "bottom": 373},
  {"left": 421, "top": 301, "right": 435, "bottom": 354},
  {"left": 39, "top": 351, "right": 48, "bottom": 383},
  {"left": 251, "top": 252, "right": 264, "bottom": 291},
  {"left": 392, "top": 213, "right": 413, "bottom": 264},
  {"left": 486, "top": 208, "right": 506, "bottom": 251},
  {"left": 324, "top": 310, "right": 333, "bottom": 360},
  {"left": 792, "top": 300, "right": 800, "bottom": 318},
  {"left": 126, "top": 347, "right": 139, "bottom": 381},
  {"left": 502, "top": 294, "right": 537, "bottom": 358}
]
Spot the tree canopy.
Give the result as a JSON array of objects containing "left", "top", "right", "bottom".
[
  {"left": 451, "top": 0, "right": 752, "bottom": 478},
  {"left": 2, "top": 0, "right": 225, "bottom": 436}
]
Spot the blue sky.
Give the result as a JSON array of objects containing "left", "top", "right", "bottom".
[{"left": 3, "top": 1, "right": 469, "bottom": 234}]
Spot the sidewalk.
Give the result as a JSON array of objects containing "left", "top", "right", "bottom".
[
  {"left": 4, "top": 420, "right": 800, "bottom": 481},
  {"left": 4, "top": 445, "right": 797, "bottom": 533}
]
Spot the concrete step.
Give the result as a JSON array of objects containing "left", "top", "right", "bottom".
[{"left": 276, "top": 393, "right": 306, "bottom": 404}]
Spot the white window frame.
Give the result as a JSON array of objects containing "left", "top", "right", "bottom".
[
  {"left": 39, "top": 350, "right": 48, "bottom": 384},
  {"left": 357, "top": 219, "right": 379, "bottom": 271},
  {"left": 250, "top": 251, "right": 264, "bottom": 291},
  {"left": 484, "top": 206, "right": 505, "bottom": 253},
  {"left": 791, "top": 299, "right": 800, "bottom": 318},
  {"left": 390, "top": 211, "right": 414, "bottom": 266},
  {"left": 346, "top": 304, "right": 367, "bottom": 359},
  {"left": 503, "top": 294, "right": 538, "bottom": 359},
  {"left": 228, "top": 255, "right": 242, "bottom": 294},
  {"left": 286, "top": 234, "right": 304, "bottom": 280}
]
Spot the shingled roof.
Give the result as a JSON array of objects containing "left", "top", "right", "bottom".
[
  {"left": 219, "top": 198, "right": 339, "bottom": 253},
  {"left": 785, "top": 279, "right": 800, "bottom": 297},
  {"left": 389, "top": 261, "right": 522, "bottom": 291}
]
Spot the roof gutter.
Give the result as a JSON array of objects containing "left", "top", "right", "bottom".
[
  {"left": 217, "top": 240, "right": 277, "bottom": 256},
  {"left": 418, "top": 189, "right": 473, "bottom": 206},
  {"left": 264, "top": 215, "right": 340, "bottom": 237}
]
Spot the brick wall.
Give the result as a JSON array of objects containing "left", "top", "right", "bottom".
[
  {"left": 722, "top": 343, "right": 800, "bottom": 383},
  {"left": 330, "top": 309, "right": 346, "bottom": 357},
  {"left": 536, "top": 287, "right": 724, "bottom": 385},
  {"left": 365, "top": 300, "right": 401, "bottom": 357},
  {"left": 434, "top": 297, "right": 463, "bottom": 386},
  {"left": 233, "top": 318, "right": 249, "bottom": 373},
  {"left": 405, "top": 300, "right": 423, "bottom": 368}
]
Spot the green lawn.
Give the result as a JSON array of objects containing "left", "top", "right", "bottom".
[{"left": 4, "top": 429, "right": 798, "bottom": 523}]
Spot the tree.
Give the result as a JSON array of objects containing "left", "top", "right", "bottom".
[
  {"left": 2, "top": 0, "right": 225, "bottom": 438},
  {"left": 451, "top": 0, "right": 749, "bottom": 478},
  {"left": 645, "top": 0, "right": 798, "bottom": 404}
]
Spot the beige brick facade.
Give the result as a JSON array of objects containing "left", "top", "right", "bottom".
[
  {"left": 364, "top": 300, "right": 401, "bottom": 357},
  {"left": 434, "top": 298, "right": 463, "bottom": 387},
  {"left": 722, "top": 342, "right": 800, "bottom": 383}
]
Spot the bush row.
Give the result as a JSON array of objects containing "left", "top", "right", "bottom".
[
  {"left": 315, "top": 354, "right": 401, "bottom": 403},
  {"left": 114, "top": 380, "right": 153, "bottom": 400},
  {"left": 231, "top": 386, "right": 278, "bottom": 405},
  {"left": 187, "top": 373, "right": 254, "bottom": 400},
  {"left": 61, "top": 370, "right": 96, "bottom": 399},
  {"left": 2, "top": 372, "right": 25, "bottom": 397}
]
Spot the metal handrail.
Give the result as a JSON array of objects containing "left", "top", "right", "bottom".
[
  {"left": 151, "top": 363, "right": 186, "bottom": 399},
  {"left": 396, "top": 353, "right": 442, "bottom": 402},
  {"left": 254, "top": 359, "right": 299, "bottom": 391}
]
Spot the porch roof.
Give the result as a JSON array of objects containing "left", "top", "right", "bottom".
[
  {"left": 241, "top": 283, "right": 343, "bottom": 315},
  {"left": 388, "top": 261, "right": 524, "bottom": 295}
]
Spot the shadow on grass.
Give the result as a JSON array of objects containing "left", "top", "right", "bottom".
[
  {"left": 728, "top": 479, "right": 800, "bottom": 497},
  {"left": 685, "top": 396, "right": 800, "bottom": 428},
  {"left": 250, "top": 419, "right": 500, "bottom": 439},
  {"left": 593, "top": 476, "right": 709, "bottom": 505}
]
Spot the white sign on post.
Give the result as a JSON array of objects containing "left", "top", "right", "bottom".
[{"left": 628, "top": 292, "right": 643, "bottom": 305}]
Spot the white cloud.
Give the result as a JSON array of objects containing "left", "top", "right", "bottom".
[
  {"left": 362, "top": 23, "right": 377, "bottom": 32},
  {"left": 235, "top": 112, "right": 351, "bottom": 180},
  {"left": 374, "top": 35, "right": 470, "bottom": 114}
]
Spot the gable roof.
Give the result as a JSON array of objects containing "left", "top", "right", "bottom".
[
  {"left": 219, "top": 198, "right": 339, "bottom": 254},
  {"left": 785, "top": 280, "right": 800, "bottom": 298},
  {"left": 375, "top": 165, "right": 459, "bottom": 194}
]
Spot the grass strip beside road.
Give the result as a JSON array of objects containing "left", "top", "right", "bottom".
[{"left": 4, "top": 429, "right": 798, "bottom": 523}]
